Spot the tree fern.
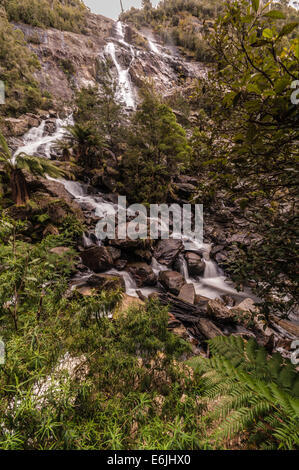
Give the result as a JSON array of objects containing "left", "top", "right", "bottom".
[{"left": 188, "top": 336, "right": 299, "bottom": 449}]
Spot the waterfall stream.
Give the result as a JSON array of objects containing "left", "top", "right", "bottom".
[
  {"left": 12, "top": 20, "right": 253, "bottom": 303},
  {"left": 13, "top": 113, "right": 248, "bottom": 302},
  {"left": 105, "top": 21, "right": 135, "bottom": 109}
]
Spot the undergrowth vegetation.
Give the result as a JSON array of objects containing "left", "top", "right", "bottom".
[{"left": 0, "top": 0, "right": 87, "bottom": 32}]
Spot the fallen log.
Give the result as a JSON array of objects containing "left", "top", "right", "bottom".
[
  {"left": 270, "top": 316, "right": 299, "bottom": 338},
  {"left": 197, "top": 318, "right": 224, "bottom": 339}
]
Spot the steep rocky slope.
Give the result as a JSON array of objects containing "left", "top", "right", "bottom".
[{"left": 4, "top": 12, "right": 206, "bottom": 137}]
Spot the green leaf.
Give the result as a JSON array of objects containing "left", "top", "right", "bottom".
[
  {"left": 251, "top": 39, "right": 270, "bottom": 47},
  {"left": 252, "top": 0, "right": 260, "bottom": 13},
  {"left": 263, "top": 28, "right": 274, "bottom": 39},
  {"left": 277, "top": 23, "right": 299, "bottom": 39},
  {"left": 0, "top": 131, "right": 11, "bottom": 160},
  {"left": 274, "top": 77, "right": 290, "bottom": 94},
  {"left": 247, "top": 83, "right": 261, "bottom": 94},
  {"left": 263, "top": 10, "right": 286, "bottom": 20}
]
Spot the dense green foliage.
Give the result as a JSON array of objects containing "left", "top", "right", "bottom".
[
  {"left": 0, "top": 0, "right": 87, "bottom": 32},
  {"left": 0, "top": 8, "right": 50, "bottom": 117},
  {"left": 189, "top": 336, "right": 299, "bottom": 449},
  {"left": 67, "top": 61, "right": 125, "bottom": 170},
  {"left": 121, "top": 0, "right": 223, "bottom": 61},
  {"left": 188, "top": 0, "right": 299, "bottom": 313},
  {"left": 0, "top": 0, "right": 298, "bottom": 451},
  {"left": 0, "top": 213, "right": 297, "bottom": 450},
  {"left": 122, "top": 89, "right": 191, "bottom": 204}
]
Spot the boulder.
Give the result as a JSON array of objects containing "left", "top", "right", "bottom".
[
  {"left": 178, "top": 284, "right": 195, "bottom": 305},
  {"left": 235, "top": 298, "right": 258, "bottom": 313},
  {"left": 114, "top": 294, "right": 144, "bottom": 319},
  {"left": 4, "top": 114, "right": 40, "bottom": 136},
  {"left": 126, "top": 262, "right": 156, "bottom": 287},
  {"left": 107, "top": 246, "right": 121, "bottom": 262},
  {"left": 109, "top": 222, "right": 150, "bottom": 249},
  {"left": 207, "top": 299, "right": 235, "bottom": 321},
  {"left": 133, "top": 249, "right": 152, "bottom": 262},
  {"left": 159, "top": 271, "right": 185, "bottom": 295},
  {"left": 50, "top": 246, "right": 71, "bottom": 256},
  {"left": 195, "top": 294, "right": 210, "bottom": 304},
  {"left": 85, "top": 273, "right": 125, "bottom": 291},
  {"left": 80, "top": 246, "right": 113, "bottom": 273},
  {"left": 154, "top": 239, "right": 183, "bottom": 267},
  {"left": 115, "top": 259, "right": 128, "bottom": 271},
  {"left": 185, "top": 252, "right": 205, "bottom": 276}
]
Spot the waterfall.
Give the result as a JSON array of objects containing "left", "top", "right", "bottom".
[
  {"left": 179, "top": 255, "right": 190, "bottom": 282},
  {"left": 148, "top": 39, "right": 160, "bottom": 55},
  {"left": 105, "top": 21, "right": 135, "bottom": 109},
  {"left": 151, "top": 257, "right": 168, "bottom": 275},
  {"left": 12, "top": 115, "right": 73, "bottom": 163},
  {"left": 82, "top": 233, "right": 94, "bottom": 248},
  {"left": 14, "top": 114, "right": 251, "bottom": 302},
  {"left": 203, "top": 260, "right": 220, "bottom": 279}
]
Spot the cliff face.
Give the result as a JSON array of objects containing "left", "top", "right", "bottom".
[
  {"left": 14, "top": 13, "right": 114, "bottom": 107},
  {"left": 5, "top": 11, "right": 206, "bottom": 138}
]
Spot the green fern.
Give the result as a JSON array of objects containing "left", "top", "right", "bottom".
[{"left": 188, "top": 336, "right": 299, "bottom": 449}]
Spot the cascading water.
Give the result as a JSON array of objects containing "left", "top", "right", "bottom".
[
  {"left": 105, "top": 21, "right": 135, "bottom": 109},
  {"left": 148, "top": 39, "right": 160, "bottom": 55},
  {"left": 12, "top": 115, "right": 73, "bottom": 163},
  {"left": 179, "top": 255, "right": 190, "bottom": 283},
  {"left": 12, "top": 19, "right": 253, "bottom": 303}
]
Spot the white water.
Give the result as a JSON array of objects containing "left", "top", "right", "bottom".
[
  {"left": 12, "top": 18, "right": 252, "bottom": 304},
  {"left": 105, "top": 21, "right": 135, "bottom": 109},
  {"left": 12, "top": 115, "right": 73, "bottom": 164},
  {"left": 14, "top": 113, "right": 249, "bottom": 302},
  {"left": 148, "top": 39, "right": 160, "bottom": 55}
]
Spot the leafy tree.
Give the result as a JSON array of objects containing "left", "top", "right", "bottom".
[
  {"left": 65, "top": 61, "right": 125, "bottom": 170},
  {"left": 122, "top": 89, "right": 191, "bottom": 204},
  {"left": 0, "top": 131, "right": 64, "bottom": 206},
  {"left": 191, "top": 0, "right": 299, "bottom": 313}
]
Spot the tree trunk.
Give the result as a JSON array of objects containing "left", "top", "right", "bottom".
[{"left": 10, "top": 169, "right": 29, "bottom": 206}]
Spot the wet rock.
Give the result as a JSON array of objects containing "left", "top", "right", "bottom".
[
  {"left": 115, "top": 259, "right": 128, "bottom": 271},
  {"left": 126, "top": 262, "right": 156, "bottom": 287},
  {"left": 221, "top": 295, "right": 236, "bottom": 307},
  {"left": 109, "top": 222, "right": 150, "bottom": 249},
  {"left": 159, "top": 271, "right": 185, "bottom": 295},
  {"left": 185, "top": 252, "right": 205, "bottom": 276},
  {"left": 154, "top": 239, "right": 183, "bottom": 267},
  {"left": 44, "top": 119, "right": 57, "bottom": 135},
  {"left": 178, "top": 284, "right": 195, "bottom": 305},
  {"left": 76, "top": 273, "right": 125, "bottom": 295},
  {"left": 133, "top": 249, "right": 152, "bottom": 263},
  {"left": 195, "top": 294, "right": 210, "bottom": 304},
  {"left": 80, "top": 246, "right": 113, "bottom": 273},
  {"left": 207, "top": 299, "right": 236, "bottom": 321},
  {"left": 4, "top": 114, "right": 40, "bottom": 137},
  {"left": 107, "top": 246, "right": 121, "bottom": 262}
]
